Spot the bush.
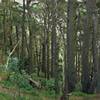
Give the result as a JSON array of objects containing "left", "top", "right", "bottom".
[
  {"left": 0, "top": 64, "right": 6, "bottom": 72},
  {"left": 1, "top": 79, "right": 14, "bottom": 88},
  {"left": 75, "top": 81, "right": 82, "bottom": 91},
  {"left": 8, "top": 57, "right": 19, "bottom": 72},
  {"left": 9, "top": 72, "right": 33, "bottom": 92},
  {"left": 41, "top": 79, "right": 55, "bottom": 91}
]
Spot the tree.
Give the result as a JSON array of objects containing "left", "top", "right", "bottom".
[
  {"left": 63, "top": 0, "right": 77, "bottom": 99},
  {"left": 66, "top": 0, "right": 77, "bottom": 93}
]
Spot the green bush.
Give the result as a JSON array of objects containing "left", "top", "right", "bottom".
[
  {"left": 1, "top": 80, "right": 14, "bottom": 88},
  {"left": 75, "top": 81, "right": 82, "bottom": 91},
  {"left": 9, "top": 72, "right": 33, "bottom": 92},
  {"left": 8, "top": 57, "right": 19, "bottom": 72},
  {"left": 0, "top": 65, "right": 6, "bottom": 72},
  {"left": 41, "top": 79, "right": 55, "bottom": 91}
]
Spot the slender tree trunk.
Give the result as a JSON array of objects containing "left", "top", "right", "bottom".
[
  {"left": 66, "top": 0, "right": 77, "bottom": 92},
  {"left": 16, "top": 25, "right": 20, "bottom": 58},
  {"left": 21, "top": 0, "right": 26, "bottom": 60},
  {"left": 51, "top": 0, "right": 57, "bottom": 78},
  {"left": 27, "top": 0, "right": 33, "bottom": 74},
  {"left": 85, "top": 0, "right": 98, "bottom": 93},
  {"left": 81, "top": 16, "right": 91, "bottom": 93}
]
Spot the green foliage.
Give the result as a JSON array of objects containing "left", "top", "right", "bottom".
[
  {"left": 75, "top": 81, "right": 82, "bottom": 91},
  {"left": 0, "top": 92, "right": 12, "bottom": 100},
  {"left": 8, "top": 57, "right": 19, "bottom": 72},
  {"left": 71, "top": 91, "right": 96, "bottom": 97},
  {"left": 0, "top": 92, "right": 41, "bottom": 100},
  {"left": 0, "top": 58, "right": 33, "bottom": 92},
  {"left": 9, "top": 72, "right": 34, "bottom": 92},
  {"left": 42, "top": 90, "right": 56, "bottom": 98},
  {"left": 1, "top": 80, "right": 14, "bottom": 88},
  {"left": 32, "top": 3, "right": 43, "bottom": 13},
  {"left": 0, "top": 91, "right": 57, "bottom": 100},
  {"left": 0, "top": 64, "right": 6, "bottom": 72},
  {"left": 6, "top": 57, "right": 33, "bottom": 92},
  {"left": 41, "top": 79, "right": 55, "bottom": 91},
  {"left": 0, "top": 72, "right": 34, "bottom": 93}
]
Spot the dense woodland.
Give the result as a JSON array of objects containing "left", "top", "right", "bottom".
[{"left": 0, "top": 0, "right": 100, "bottom": 100}]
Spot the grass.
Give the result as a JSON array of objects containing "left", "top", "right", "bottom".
[
  {"left": 0, "top": 92, "right": 13, "bottom": 100},
  {"left": 0, "top": 91, "right": 56, "bottom": 100},
  {"left": 0, "top": 91, "right": 98, "bottom": 100},
  {"left": 0, "top": 71, "right": 98, "bottom": 100},
  {"left": 71, "top": 91, "right": 96, "bottom": 97},
  {"left": 0, "top": 79, "right": 57, "bottom": 100}
]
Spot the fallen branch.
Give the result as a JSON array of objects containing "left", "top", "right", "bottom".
[{"left": 5, "top": 40, "right": 20, "bottom": 70}]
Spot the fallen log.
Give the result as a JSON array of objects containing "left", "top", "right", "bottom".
[{"left": 28, "top": 78, "right": 41, "bottom": 89}]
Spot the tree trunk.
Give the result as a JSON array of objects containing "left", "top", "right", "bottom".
[{"left": 66, "top": 0, "right": 77, "bottom": 92}]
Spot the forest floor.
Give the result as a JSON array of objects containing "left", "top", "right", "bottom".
[
  {"left": 0, "top": 85, "right": 56, "bottom": 100},
  {"left": 0, "top": 84, "right": 100, "bottom": 100},
  {"left": 0, "top": 72, "right": 100, "bottom": 100}
]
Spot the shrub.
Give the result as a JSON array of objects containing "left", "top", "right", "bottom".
[
  {"left": 8, "top": 57, "right": 19, "bottom": 72},
  {"left": 9, "top": 72, "right": 33, "bottom": 92},
  {"left": 75, "top": 81, "right": 82, "bottom": 91},
  {"left": 41, "top": 79, "right": 55, "bottom": 91}
]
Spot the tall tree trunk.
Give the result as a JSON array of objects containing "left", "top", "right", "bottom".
[
  {"left": 86, "top": 0, "right": 99, "bottom": 93},
  {"left": 27, "top": 0, "right": 33, "bottom": 74},
  {"left": 21, "top": 0, "right": 26, "bottom": 60},
  {"left": 63, "top": 0, "right": 77, "bottom": 99},
  {"left": 81, "top": 16, "right": 91, "bottom": 93},
  {"left": 66, "top": 0, "right": 77, "bottom": 92},
  {"left": 16, "top": 25, "right": 20, "bottom": 58},
  {"left": 51, "top": 0, "right": 57, "bottom": 78}
]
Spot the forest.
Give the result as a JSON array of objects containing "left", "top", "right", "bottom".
[{"left": 0, "top": 0, "right": 100, "bottom": 100}]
